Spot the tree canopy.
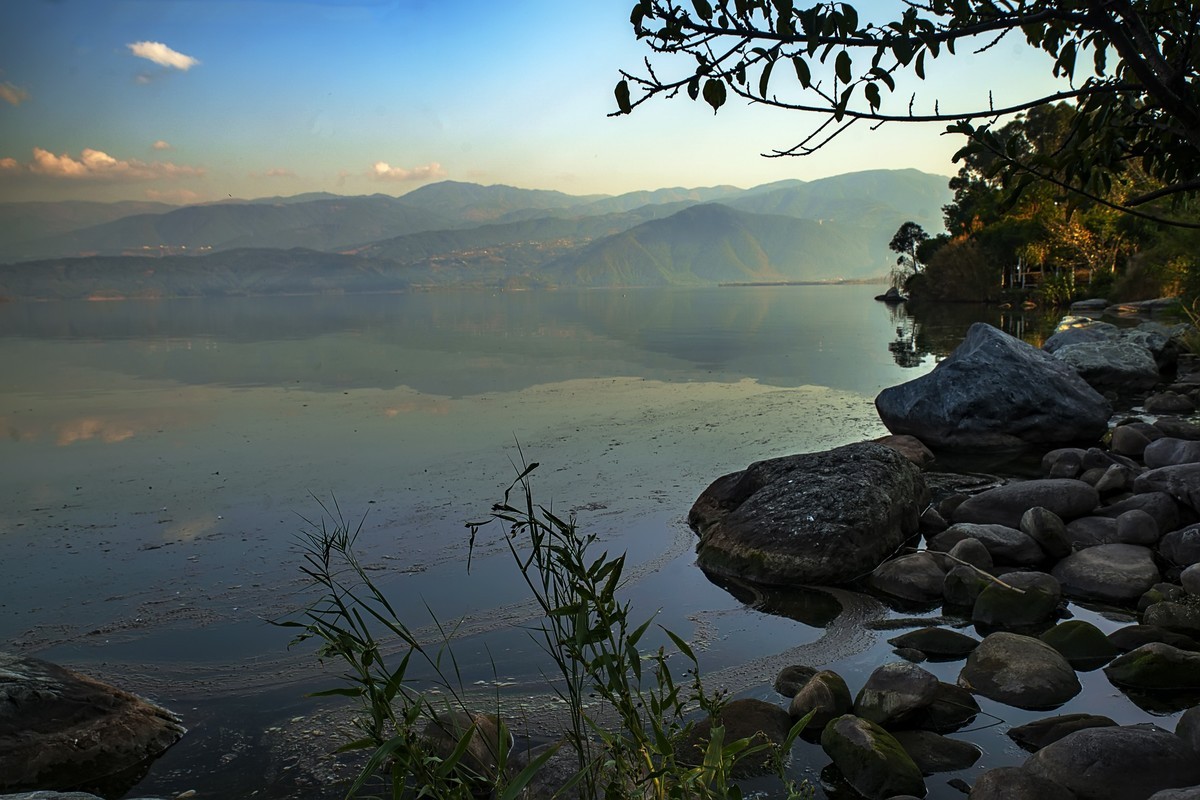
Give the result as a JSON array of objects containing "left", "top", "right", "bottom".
[{"left": 615, "top": 0, "right": 1200, "bottom": 224}]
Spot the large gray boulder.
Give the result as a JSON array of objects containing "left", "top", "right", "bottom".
[
  {"left": 875, "top": 323, "right": 1111, "bottom": 451},
  {"left": 0, "top": 654, "right": 185, "bottom": 792},
  {"left": 1135, "top": 465, "right": 1200, "bottom": 515},
  {"left": 689, "top": 442, "right": 927, "bottom": 585},
  {"left": 1024, "top": 724, "right": 1200, "bottom": 799}
]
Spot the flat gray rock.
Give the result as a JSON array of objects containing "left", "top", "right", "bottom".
[
  {"left": 1052, "top": 543, "right": 1161, "bottom": 604},
  {"left": 958, "top": 632, "right": 1081, "bottom": 710},
  {"left": 953, "top": 479, "right": 1099, "bottom": 529}
]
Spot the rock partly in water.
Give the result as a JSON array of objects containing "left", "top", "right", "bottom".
[
  {"left": 852, "top": 662, "right": 940, "bottom": 729},
  {"left": 890, "top": 729, "right": 981, "bottom": 774},
  {"left": 788, "top": 670, "right": 853, "bottom": 730},
  {"left": 867, "top": 552, "right": 946, "bottom": 604},
  {"left": 689, "top": 442, "right": 927, "bottom": 585},
  {"left": 1024, "top": 724, "right": 1200, "bottom": 800},
  {"left": 958, "top": 632, "right": 1081, "bottom": 709},
  {"left": 0, "top": 653, "right": 185, "bottom": 794},
  {"left": 1007, "top": 713, "right": 1118, "bottom": 752},
  {"left": 676, "top": 699, "right": 794, "bottom": 777},
  {"left": 967, "top": 766, "right": 1078, "bottom": 799},
  {"left": 972, "top": 571, "right": 1062, "bottom": 629},
  {"left": 1104, "top": 642, "right": 1200, "bottom": 690},
  {"left": 1039, "top": 620, "right": 1120, "bottom": 669},
  {"left": 819, "top": 714, "right": 926, "bottom": 800},
  {"left": 887, "top": 627, "right": 980, "bottom": 661},
  {"left": 1051, "top": 340, "right": 1161, "bottom": 392},
  {"left": 1052, "top": 544, "right": 1162, "bottom": 604},
  {"left": 875, "top": 323, "right": 1111, "bottom": 452}
]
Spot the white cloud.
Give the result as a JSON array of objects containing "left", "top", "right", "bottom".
[
  {"left": 2, "top": 147, "right": 206, "bottom": 181},
  {"left": 152, "top": 140, "right": 171, "bottom": 150},
  {"left": 370, "top": 161, "right": 445, "bottom": 182},
  {"left": 0, "top": 82, "right": 29, "bottom": 106},
  {"left": 127, "top": 41, "right": 199, "bottom": 71},
  {"left": 262, "top": 167, "right": 295, "bottom": 178}
]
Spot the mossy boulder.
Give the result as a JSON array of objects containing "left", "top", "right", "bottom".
[
  {"left": 820, "top": 714, "right": 926, "bottom": 800},
  {"left": 958, "top": 632, "right": 1081, "bottom": 709},
  {"left": 1039, "top": 621, "right": 1120, "bottom": 669},
  {"left": 973, "top": 571, "right": 1062, "bottom": 629},
  {"left": 1104, "top": 642, "right": 1200, "bottom": 690},
  {"left": 788, "top": 670, "right": 852, "bottom": 730}
]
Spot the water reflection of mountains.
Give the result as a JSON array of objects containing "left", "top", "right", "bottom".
[
  {"left": 886, "top": 302, "right": 1062, "bottom": 368},
  {"left": 0, "top": 287, "right": 934, "bottom": 396}
]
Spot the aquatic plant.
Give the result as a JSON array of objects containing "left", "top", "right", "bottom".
[{"left": 282, "top": 462, "right": 813, "bottom": 800}]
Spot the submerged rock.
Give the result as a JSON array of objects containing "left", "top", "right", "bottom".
[
  {"left": 689, "top": 442, "right": 927, "bottom": 585},
  {"left": 875, "top": 323, "right": 1111, "bottom": 451},
  {"left": 1007, "top": 713, "right": 1118, "bottom": 752}
]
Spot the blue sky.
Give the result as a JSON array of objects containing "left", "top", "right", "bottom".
[{"left": 0, "top": 0, "right": 1071, "bottom": 203}]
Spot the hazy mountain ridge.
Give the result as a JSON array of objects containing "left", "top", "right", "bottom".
[{"left": 0, "top": 169, "right": 952, "bottom": 298}]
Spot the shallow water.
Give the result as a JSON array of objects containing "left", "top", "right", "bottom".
[{"left": 3, "top": 286, "right": 1161, "bottom": 799}]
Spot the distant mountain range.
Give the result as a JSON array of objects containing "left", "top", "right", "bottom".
[{"left": 0, "top": 169, "right": 952, "bottom": 299}]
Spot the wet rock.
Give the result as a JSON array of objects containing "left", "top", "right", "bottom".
[
  {"left": 676, "top": 698, "right": 793, "bottom": 776},
  {"left": 1161, "top": 526, "right": 1200, "bottom": 568},
  {"left": 875, "top": 323, "right": 1111, "bottom": 451},
  {"left": 1105, "top": 643, "right": 1200, "bottom": 690},
  {"left": 1039, "top": 620, "right": 1120, "bottom": 669},
  {"left": 1052, "top": 544, "right": 1161, "bottom": 604},
  {"left": 1143, "top": 601, "right": 1200, "bottom": 638},
  {"left": 1024, "top": 724, "right": 1200, "bottom": 799},
  {"left": 788, "top": 670, "right": 852, "bottom": 730},
  {"left": 887, "top": 627, "right": 980, "bottom": 661},
  {"left": 1008, "top": 713, "right": 1119, "bottom": 752},
  {"left": 868, "top": 552, "right": 946, "bottom": 604},
  {"left": 1147, "top": 438, "right": 1200, "bottom": 469},
  {"left": 689, "top": 442, "right": 928, "bottom": 585},
  {"left": 958, "top": 632, "right": 1081, "bottom": 709},
  {"left": 967, "top": 766, "right": 1078, "bottom": 799},
  {"left": 1146, "top": 788, "right": 1200, "bottom": 799},
  {"left": 973, "top": 571, "right": 1062, "bottom": 629},
  {"left": 1043, "top": 319, "right": 1123, "bottom": 352},
  {"left": 1022, "top": 507, "right": 1073, "bottom": 560},
  {"left": 852, "top": 662, "right": 940, "bottom": 729},
  {"left": 929, "top": 522, "right": 1046, "bottom": 566},
  {"left": 0, "top": 653, "right": 185, "bottom": 793},
  {"left": 953, "top": 479, "right": 1100, "bottom": 529},
  {"left": 820, "top": 714, "right": 926, "bottom": 800},
  {"left": 891, "top": 729, "right": 981, "bottom": 774}
]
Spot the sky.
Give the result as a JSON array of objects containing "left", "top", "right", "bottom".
[{"left": 0, "top": 0, "right": 1073, "bottom": 204}]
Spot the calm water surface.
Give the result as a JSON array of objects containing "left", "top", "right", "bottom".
[{"left": 1, "top": 287, "right": 1154, "bottom": 799}]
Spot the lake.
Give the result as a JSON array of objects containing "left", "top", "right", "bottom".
[{"left": 3, "top": 285, "right": 1155, "bottom": 799}]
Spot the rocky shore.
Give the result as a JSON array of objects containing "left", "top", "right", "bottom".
[{"left": 683, "top": 298, "right": 1200, "bottom": 799}]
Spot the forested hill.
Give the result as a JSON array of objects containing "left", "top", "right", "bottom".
[{"left": 0, "top": 168, "right": 951, "bottom": 299}]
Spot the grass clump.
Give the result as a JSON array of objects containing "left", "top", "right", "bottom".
[{"left": 281, "top": 461, "right": 812, "bottom": 800}]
